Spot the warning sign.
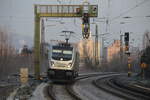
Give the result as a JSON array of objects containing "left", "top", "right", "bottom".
[{"left": 20, "top": 68, "right": 28, "bottom": 84}]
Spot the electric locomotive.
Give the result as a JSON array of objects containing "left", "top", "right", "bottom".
[{"left": 47, "top": 42, "right": 79, "bottom": 81}]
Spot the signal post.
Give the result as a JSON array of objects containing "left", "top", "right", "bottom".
[
  {"left": 140, "top": 63, "right": 147, "bottom": 79},
  {"left": 124, "top": 32, "right": 132, "bottom": 77},
  {"left": 127, "top": 52, "right": 131, "bottom": 77}
]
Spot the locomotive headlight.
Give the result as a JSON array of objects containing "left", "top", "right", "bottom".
[{"left": 67, "top": 63, "right": 72, "bottom": 68}]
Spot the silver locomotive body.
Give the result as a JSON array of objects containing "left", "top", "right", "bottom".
[{"left": 47, "top": 43, "right": 79, "bottom": 81}]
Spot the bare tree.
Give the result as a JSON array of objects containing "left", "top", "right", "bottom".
[
  {"left": 141, "top": 30, "right": 150, "bottom": 78},
  {"left": 143, "top": 30, "right": 150, "bottom": 49},
  {"left": 0, "top": 28, "right": 15, "bottom": 79}
]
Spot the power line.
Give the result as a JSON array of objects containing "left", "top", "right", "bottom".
[
  {"left": 111, "top": 0, "right": 149, "bottom": 22},
  {"left": 0, "top": 16, "right": 33, "bottom": 19},
  {"left": 72, "top": 34, "right": 82, "bottom": 39}
]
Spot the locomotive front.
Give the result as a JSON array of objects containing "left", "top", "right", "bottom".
[{"left": 47, "top": 43, "right": 79, "bottom": 81}]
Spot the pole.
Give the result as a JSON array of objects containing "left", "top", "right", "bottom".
[
  {"left": 34, "top": 6, "right": 41, "bottom": 80},
  {"left": 142, "top": 68, "right": 145, "bottom": 79},
  {"left": 95, "top": 24, "right": 99, "bottom": 65},
  {"left": 120, "top": 34, "right": 123, "bottom": 61},
  {"left": 127, "top": 52, "right": 131, "bottom": 77},
  {"left": 41, "top": 19, "right": 45, "bottom": 44},
  {"left": 101, "top": 37, "right": 104, "bottom": 64},
  {"left": 41, "top": 19, "right": 45, "bottom": 58}
]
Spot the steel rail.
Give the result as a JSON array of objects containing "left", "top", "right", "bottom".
[
  {"left": 47, "top": 84, "right": 56, "bottom": 100},
  {"left": 65, "top": 72, "right": 119, "bottom": 100},
  {"left": 47, "top": 72, "right": 119, "bottom": 100},
  {"left": 111, "top": 78, "right": 150, "bottom": 100},
  {"left": 93, "top": 75, "right": 150, "bottom": 100}
]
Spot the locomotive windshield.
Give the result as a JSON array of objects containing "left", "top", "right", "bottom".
[{"left": 51, "top": 46, "right": 73, "bottom": 61}]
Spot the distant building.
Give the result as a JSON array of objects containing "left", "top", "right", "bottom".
[
  {"left": 107, "top": 40, "right": 121, "bottom": 62},
  {"left": 78, "top": 38, "right": 100, "bottom": 64},
  {"left": 78, "top": 39, "right": 95, "bottom": 59}
]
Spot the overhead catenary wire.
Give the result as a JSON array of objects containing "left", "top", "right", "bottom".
[
  {"left": 72, "top": 34, "right": 82, "bottom": 39},
  {"left": 110, "top": 0, "right": 150, "bottom": 22},
  {"left": 71, "top": 36, "right": 80, "bottom": 41},
  {"left": 106, "top": 0, "right": 111, "bottom": 33}
]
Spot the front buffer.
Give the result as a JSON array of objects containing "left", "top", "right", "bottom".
[{"left": 47, "top": 69, "right": 77, "bottom": 81}]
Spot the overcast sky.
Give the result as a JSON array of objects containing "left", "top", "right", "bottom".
[{"left": 0, "top": 0, "right": 150, "bottom": 48}]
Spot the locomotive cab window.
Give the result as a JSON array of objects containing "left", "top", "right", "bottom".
[
  {"left": 62, "top": 50, "right": 73, "bottom": 61},
  {"left": 51, "top": 46, "right": 73, "bottom": 61}
]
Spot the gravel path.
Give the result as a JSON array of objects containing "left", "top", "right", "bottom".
[{"left": 52, "top": 84, "right": 75, "bottom": 100}]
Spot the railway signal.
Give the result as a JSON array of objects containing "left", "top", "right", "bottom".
[
  {"left": 82, "top": 1, "right": 90, "bottom": 39},
  {"left": 82, "top": 23, "right": 90, "bottom": 39},
  {"left": 124, "top": 32, "right": 132, "bottom": 77},
  {"left": 124, "top": 32, "right": 129, "bottom": 42},
  {"left": 124, "top": 32, "right": 129, "bottom": 52},
  {"left": 124, "top": 31, "right": 131, "bottom": 77}
]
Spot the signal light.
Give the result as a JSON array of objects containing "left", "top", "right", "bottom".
[{"left": 124, "top": 32, "right": 129, "bottom": 42}]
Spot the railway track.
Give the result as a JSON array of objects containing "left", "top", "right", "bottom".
[
  {"left": 47, "top": 84, "right": 76, "bottom": 100},
  {"left": 46, "top": 72, "right": 118, "bottom": 100},
  {"left": 93, "top": 75, "right": 150, "bottom": 100}
]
